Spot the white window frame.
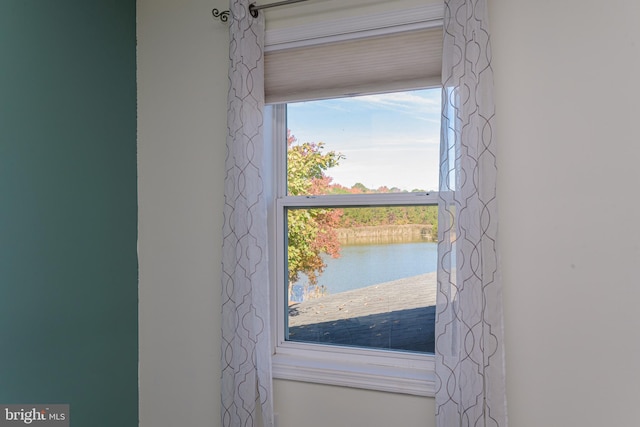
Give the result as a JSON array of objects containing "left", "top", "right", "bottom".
[{"left": 265, "top": 4, "right": 443, "bottom": 397}]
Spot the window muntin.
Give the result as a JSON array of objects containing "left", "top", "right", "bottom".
[{"left": 277, "top": 89, "right": 440, "bottom": 355}]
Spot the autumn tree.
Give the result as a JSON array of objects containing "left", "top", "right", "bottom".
[{"left": 286, "top": 131, "right": 343, "bottom": 301}]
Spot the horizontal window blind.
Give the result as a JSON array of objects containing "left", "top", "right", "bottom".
[{"left": 265, "top": 27, "right": 442, "bottom": 104}]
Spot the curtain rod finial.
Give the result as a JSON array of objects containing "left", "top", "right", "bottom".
[{"left": 212, "top": 8, "right": 230, "bottom": 23}]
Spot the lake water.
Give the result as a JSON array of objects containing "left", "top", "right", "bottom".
[{"left": 292, "top": 241, "right": 438, "bottom": 301}]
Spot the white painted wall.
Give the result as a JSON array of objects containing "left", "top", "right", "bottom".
[
  {"left": 492, "top": 1, "right": 640, "bottom": 426},
  {"left": 138, "top": 0, "right": 640, "bottom": 426},
  {"left": 137, "top": 0, "right": 226, "bottom": 425}
]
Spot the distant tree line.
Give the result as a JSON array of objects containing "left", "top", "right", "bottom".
[{"left": 325, "top": 183, "right": 438, "bottom": 239}]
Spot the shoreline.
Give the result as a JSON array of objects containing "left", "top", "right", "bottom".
[
  {"left": 289, "top": 272, "right": 437, "bottom": 326},
  {"left": 335, "top": 224, "right": 436, "bottom": 244}
]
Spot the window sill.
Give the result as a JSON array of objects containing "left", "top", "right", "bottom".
[{"left": 272, "top": 343, "right": 435, "bottom": 397}]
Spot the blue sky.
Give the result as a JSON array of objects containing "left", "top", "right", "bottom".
[{"left": 287, "top": 88, "right": 442, "bottom": 192}]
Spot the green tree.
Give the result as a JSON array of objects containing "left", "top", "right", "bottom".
[
  {"left": 286, "top": 131, "right": 343, "bottom": 301},
  {"left": 351, "top": 182, "right": 369, "bottom": 193}
]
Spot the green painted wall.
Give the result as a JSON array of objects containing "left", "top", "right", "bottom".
[{"left": 0, "top": 1, "right": 137, "bottom": 425}]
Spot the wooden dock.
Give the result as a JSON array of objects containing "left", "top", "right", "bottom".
[{"left": 288, "top": 272, "right": 437, "bottom": 353}]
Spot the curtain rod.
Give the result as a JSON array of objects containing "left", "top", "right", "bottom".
[{"left": 213, "top": 0, "right": 311, "bottom": 22}]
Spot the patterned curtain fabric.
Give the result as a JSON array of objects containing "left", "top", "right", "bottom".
[
  {"left": 221, "top": 1, "right": 274, "bottom": 426},
  {"left": 435, "top": 0, "right": 507, "bottom": 426}
]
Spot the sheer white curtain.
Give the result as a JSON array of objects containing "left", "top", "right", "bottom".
[
  {"left": 435, "top": 0, "right": 507, "bottom": 426},
  {"left": 221, "top": 1, "right": 274, "bottom": 426}
]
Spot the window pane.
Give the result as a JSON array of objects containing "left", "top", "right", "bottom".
[
  {"left": 285, "top": 205, "right": 437, "bottom": 353},
  {"left": 286, "top": 88, "right": 441, "bottom": 196}
]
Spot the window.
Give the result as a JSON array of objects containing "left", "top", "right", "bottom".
[
  {"left": 282, "top": 89, "right": 440, "bottom": 355},
  {"left": 265, "top": 5, "right": 443, "bottom": 396}
]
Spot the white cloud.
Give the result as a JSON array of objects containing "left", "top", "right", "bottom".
[
  {"left": 352, "top": 90, "right": 441, "bottom": 118},
  {"left": 288, "top": 88, "right": 442, "bottom": 191},
  {"left": 329, "top": 142, "right": 440, "bottom": 191}
]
